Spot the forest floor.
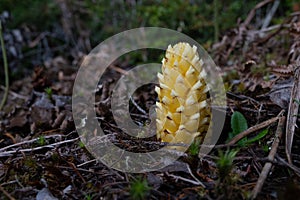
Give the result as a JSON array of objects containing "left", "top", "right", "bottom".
[{"left": 0, "top": 6, "right": 300, "bottom": 200}]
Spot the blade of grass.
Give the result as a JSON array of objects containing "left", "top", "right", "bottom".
[
  {"left": 244, "top": 129, "right": 269, "bottom": 145},
  {"left": 0, "top": 20, "right": 9, "bottom": 110}
]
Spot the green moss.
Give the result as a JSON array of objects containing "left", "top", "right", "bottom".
[
  {"left": 129, "top": 177, "right": 151, "bottom": 200},
  {"left": 37, "top": 135, "right": 46, "bottom": 146},
  {"left": 188, "top": 137, "right": 201, "bottom": 156},
  {"left": 24, "top": 157, "right": 37, "bottom": 169},
  {"left": 217, "top": 149, "right": 238, "bottom": 181}
]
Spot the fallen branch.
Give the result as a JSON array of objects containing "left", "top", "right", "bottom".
[{"left": 251, "top": 115, "right": 285, "bottom": 199}]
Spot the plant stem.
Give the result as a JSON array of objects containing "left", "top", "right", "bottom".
[
  {"left": 0, "top": 20, "right": 9, "bottom": 110},
  {"left": 213, "top": 0, "right": 219, "bottom": 43}
]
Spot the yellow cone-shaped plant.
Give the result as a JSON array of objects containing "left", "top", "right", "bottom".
[{"left": 156, "top": 42, "right": 211, "bottom": 148}]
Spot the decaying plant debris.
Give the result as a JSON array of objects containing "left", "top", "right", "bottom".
[{"left": 0, "top": 2, "right": 300, "bottom": 200}]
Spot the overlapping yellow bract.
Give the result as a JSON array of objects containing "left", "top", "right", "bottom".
[{"left": 155, "top": 42, "right": 210, "bottom": 147}]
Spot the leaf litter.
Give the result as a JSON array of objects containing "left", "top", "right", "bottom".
[{"left": 0, "top": 3, "right": 300, "bottom": 200}]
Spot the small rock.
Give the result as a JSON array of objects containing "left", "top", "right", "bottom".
[{"left": 36, "top": 188, "right": 58, "bottom": 200}]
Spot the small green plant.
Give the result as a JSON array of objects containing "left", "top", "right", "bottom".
[
  {"left": 228, "top": 111, "right": 269, "bottom": 146},
  {"left": 79, "top": 141, "right": 85, "bottom": 148},
  {"left": 129, "top": 177, "right": 151, "bottom": 200},
  {"left": 85, "top": 194, "right": 95, "bottom": 200},
  {"left": 188, "top": 137, "right": 201, "bottom": 156},
  {"left": 228, "top": 111, "right": 248, "bottom": 144},
  {"left": 44, "top": 87, "right": 53, "bottom": 100},
  {"left": 215, "top": 149, "right": 244, "bottom": 198},
  {"left": 217, "top": 149, "right": 238, "bottom": 181},
  {"left": 37, "top": 135, "right": 46, "bottom": 146}
]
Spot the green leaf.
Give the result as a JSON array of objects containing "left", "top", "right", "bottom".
[
  {"left": 231, "top": 111, "right": 248, "bottom": 134},
  {"left": 245, "top": 129, "right": 269, "bottom": 145},
  {"left": 228, "top": 111, "right": 248, "bottom": 145}
]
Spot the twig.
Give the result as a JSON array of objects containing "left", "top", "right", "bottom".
[
  {"left": 14, "top": 175, "right": 24, "bottom": 188},
  {"left": 243, "top": 0, "right": 274, "bottom": 26},
  {"left": 186, "top": 164, "right": 206, "bottom": 188},
  {"left": 0, "top": 134, "right": 64, "bottom": 152},
  {"left": 254, "top": 24, "right": 290, "bottom": 33},
  {"left": 58, "top": 165, "right": 110, "bottom": 175},
  {"left": 130, "top": 95, "right": 147, "bottom": 115},
  {"left": 67, "top": 161, "right": 86, "bottom": 183},
  {"left": 251, "top": 115, "right": 285, "bottom": 199},
  {"left": 0, "top": 20, "right": 9, "bottom": 110},
  {"left": 77, "top": 159, "right": 97, "bottom": 167},
  {"left": 286, "top": 66, "right": 300, "bottom": 164},
  {"left": 0, "top": 137, "right": 79, "bottom": 157},
  {"left": 261, "top": 0, "right": 280, "bottom": 30},
  {"left": 226, "top": 110, "right": 284, "bottom": 146},
  {"left": 257, "top": 19, "right": 291, "bottom": 45},
  {"left": 225, "top": 0, "right": 274, "bottom": 59},
  {"left": 165, "top": 172, "right": 205, "bottom": 187},
  {"left": 0, "top": 185, "right": 15, "bottom": 200},
  {"left": 290, "top": 11, "right": 300, "bottom": 16},
  {"left": 109, "top": 65, "right": 128, "bottom": 75},
  {"left": 275, "top": 155, "right": 300, "bottom": 175},
  {"left": 0, "top": 180, "right": 18, "bottom": 187},
  {"left": 0, "top": 85, "right": 28, "bottom": 100}
]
